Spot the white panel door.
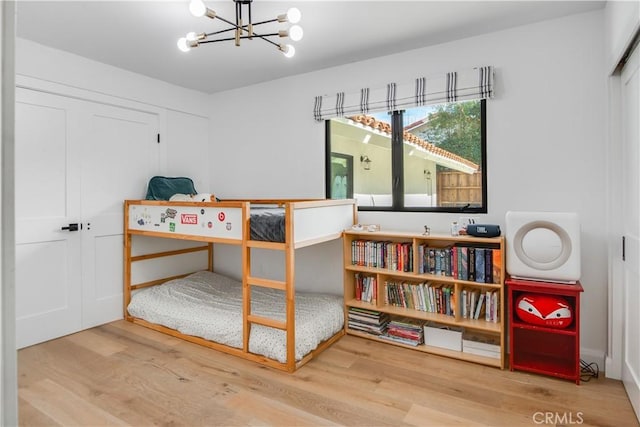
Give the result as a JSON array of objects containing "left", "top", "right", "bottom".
[
  {"left": 80, "top": 104, "right": 159, "bottom": 328},
  {"left": 621, "top": 41, "right": 640, "bottom": 420},
  {"left": 14, "top": 89, "right": 83, "bottom": 348},
  {"left": 15, "top": 88, "right": 160, "bottom": 347}
]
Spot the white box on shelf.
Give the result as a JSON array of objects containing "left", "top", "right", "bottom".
[{"left": 424, "top": 323, "right": 462, "bottom": 351}]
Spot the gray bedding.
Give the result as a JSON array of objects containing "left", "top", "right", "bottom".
[
  {"left": 250, "top": 206, "right": 285, "bottom": 242},
  {"left": 127, "top": 271, "right": 344, "bottom": 363}
]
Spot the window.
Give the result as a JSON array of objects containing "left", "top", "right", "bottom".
[{"left": 326, "top": 99, "right": 487, "bottom": 213}]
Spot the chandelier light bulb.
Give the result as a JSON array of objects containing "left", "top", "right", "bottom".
[
  {"left": 288, "top": 25, "right": 303, "bottom": 41},
  {"left": 282, "top": 44, "right": 296, "bottom": 58},
  {"left": 287, "top": 7, "right": 301, "bottom": 24},
  {"left": 177, "top": 37, "right": 191, "bottom": 52},
  {"left": 189, "top": 0, "right": 207, "bottom": 17},
  {"left": 186, "top": 32, "right": 197, "bottom": 41}
]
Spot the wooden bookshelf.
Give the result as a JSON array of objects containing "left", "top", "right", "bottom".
[{"left": 343, "top": 230, "right": 506, "bottom": 369}]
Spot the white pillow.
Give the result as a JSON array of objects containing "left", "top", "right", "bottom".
[{"left": 169, "top": 193, "right": 214, "bottom": 202}]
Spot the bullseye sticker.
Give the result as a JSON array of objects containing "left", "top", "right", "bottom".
[
  {"left": 181, "top": 213, "right": 198, "bottom": 225},
  {"left": 218, "top": 212, "right": 226, "bottom": 222}
]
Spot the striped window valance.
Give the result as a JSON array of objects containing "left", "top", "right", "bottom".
[{"left": 313, "top": 66, "right": 494, "bottom": 122}]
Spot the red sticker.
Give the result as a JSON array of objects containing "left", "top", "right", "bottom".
[
  {"left": 180, "top": 214, "right": 198, "bottom": 225},
  {"left": 218, "top": 212, "right": 225, "bottom": 221}
]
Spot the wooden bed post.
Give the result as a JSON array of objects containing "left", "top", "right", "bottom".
[
  {"left": 285, "top": 204, "right": 296, "bottom": 371},
  {"left": 208, "top": 242, "right": 214, "bottom": 272},
  {"left": 123, "top": 201, "right": 132, "bottom": 321},
  {"left": 241, "top": 203, "right": 251, "bottom": 354}
]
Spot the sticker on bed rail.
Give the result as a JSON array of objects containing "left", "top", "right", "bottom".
[
  {"left": 218, "top": 212, "right": 226, "bottom": 222},
  {"left": 160, "top": 208, "right": 177, "bottom": 223},
  {"left": 181, "top": 213, "right": 198, "bottom": 225},
  {"left": 132, "top": 207, "right": 152, "bottom": 226}
]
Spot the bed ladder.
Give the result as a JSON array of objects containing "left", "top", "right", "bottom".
[{"left": 241, "top": 204, "right": 297, "bottom": 371}]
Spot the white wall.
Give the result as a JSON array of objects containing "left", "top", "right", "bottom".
[
  {"left": 165, "top": 110, "right": 210, "bottom": 193},
  {"left": 209, "top": 10, "right": 608, "bottom": 363}
]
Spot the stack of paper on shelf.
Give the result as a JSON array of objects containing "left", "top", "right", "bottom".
[{"left": 462, "top": 330, "right": 501, "bottom": 359}]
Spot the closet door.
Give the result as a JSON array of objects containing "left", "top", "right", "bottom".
[
  {"left": 80, "top": 104, "right": 159, "bottom": 328},
  {"left": 15, "top": 88, "right": 161, "bottom": 347},
  {"left": 15, "top": 89, "right": 83, "bottom": 348},
  {"left": 621, "top": 41, "right": 639, "bottom": 419}
]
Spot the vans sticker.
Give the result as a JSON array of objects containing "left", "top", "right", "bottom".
[{"left": 181, "top": 214, "right": 198, "bottom": 225}]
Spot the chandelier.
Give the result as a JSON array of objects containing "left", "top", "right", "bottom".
[{"left": 177, "top": 0, "right": 303, "bottom": 58}]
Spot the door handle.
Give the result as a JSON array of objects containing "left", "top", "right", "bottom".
[{"left": 61, "top": 223, "right": 79, "bottom": 232}]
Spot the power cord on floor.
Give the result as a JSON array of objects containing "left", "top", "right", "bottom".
[{"left": 580, "top": 359, "right": 599, "bottom": 382}]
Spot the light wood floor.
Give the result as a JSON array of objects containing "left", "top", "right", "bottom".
[{"left": 17, "top": 320, "right": 639, "bottom": 427}]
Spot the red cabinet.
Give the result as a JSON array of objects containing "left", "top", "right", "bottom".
[{"left": 506, "top": 278, "right": 583, "bottom": 384}]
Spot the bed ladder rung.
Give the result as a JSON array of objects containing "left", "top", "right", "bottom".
[
  {"left": 247, "top": 314, "right": 286, "bottom": 330},
  {"left": 247, "top": 240, "right": 286, "bottom": 250},
  {"left": 247, "top": 276, "right": 286, "bottom": 290}
]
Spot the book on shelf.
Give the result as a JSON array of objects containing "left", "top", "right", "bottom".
[
  {"left": 381, "top": 317, "right": 424, "bottom": 346},
  {"left": 483, "top": 290, "right": 499, "bottom": 323},
  {"left": 451, "top": 246, "right": 458, "bottom": 278},
  {"left": 461, "top": 288, "right": 468, "bottom": 319},
  {"left": 492, "top": 248, "right": 502, "bottom": 284},
  {"left": 468, "top": 247, "right": 476, "bottom": 282},
  {"left": 484, "top": 248, "right": 493, "bottom": 284},
  {"left": 474, "top": 292, "right": 486, "bottom": 320},
  {"left": 347, "top": 307, "right": 389, "bottom": 335},
  {"left": 458, "top": 247, "right": 468, "bottom": 280},
  {"left": 354, "top": 273, "right": 377, "bottom": 304},
  {"left": 459, "top": 288, "right": 486, "bottom": 320},
  {"left": 475, "top": 248, "right": 485, "bottom": 283},
  {"left": 467, "top": 289, "right": 476, "bottom": 319}
]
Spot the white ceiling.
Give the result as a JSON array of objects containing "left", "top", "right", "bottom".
[{"left": 15, "top": 1, "right": 605, "bottom": 94}]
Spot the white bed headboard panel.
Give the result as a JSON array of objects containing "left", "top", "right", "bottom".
[{"left": 293, "top": 203, "right": 354, "bottom": 247}]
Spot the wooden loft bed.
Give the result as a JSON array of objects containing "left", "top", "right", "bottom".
[{"left": 123, "top": 198, "right": 357, "bottom": 372}]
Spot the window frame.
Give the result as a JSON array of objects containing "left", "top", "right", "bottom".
[{"left": 325, "top": 99, "right": 488, "bottom": 214}]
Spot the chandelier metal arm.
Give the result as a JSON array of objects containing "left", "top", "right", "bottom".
[
  {"left": 248, "top": 18, "right": 279, "bottom": 26},
  {"left": 204, "top": 20, "right": 276, "bottom": 38},
  {"left": 200, "top": 32, "right": 281, "bottom": 48},
  {"left": 208, "top": 14, "right": 239, "bottom": 30}
]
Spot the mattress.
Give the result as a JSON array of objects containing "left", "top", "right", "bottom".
[
  {"left": 250, "top": 206, "right": 285, "bottom": 242},
  {"left": 127, "top": 271, "right": 344, "bottom": 363}
]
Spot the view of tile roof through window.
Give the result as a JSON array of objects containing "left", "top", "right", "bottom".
[{"left": 348, "top": 114, "right": 479, "bottom": 172}]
